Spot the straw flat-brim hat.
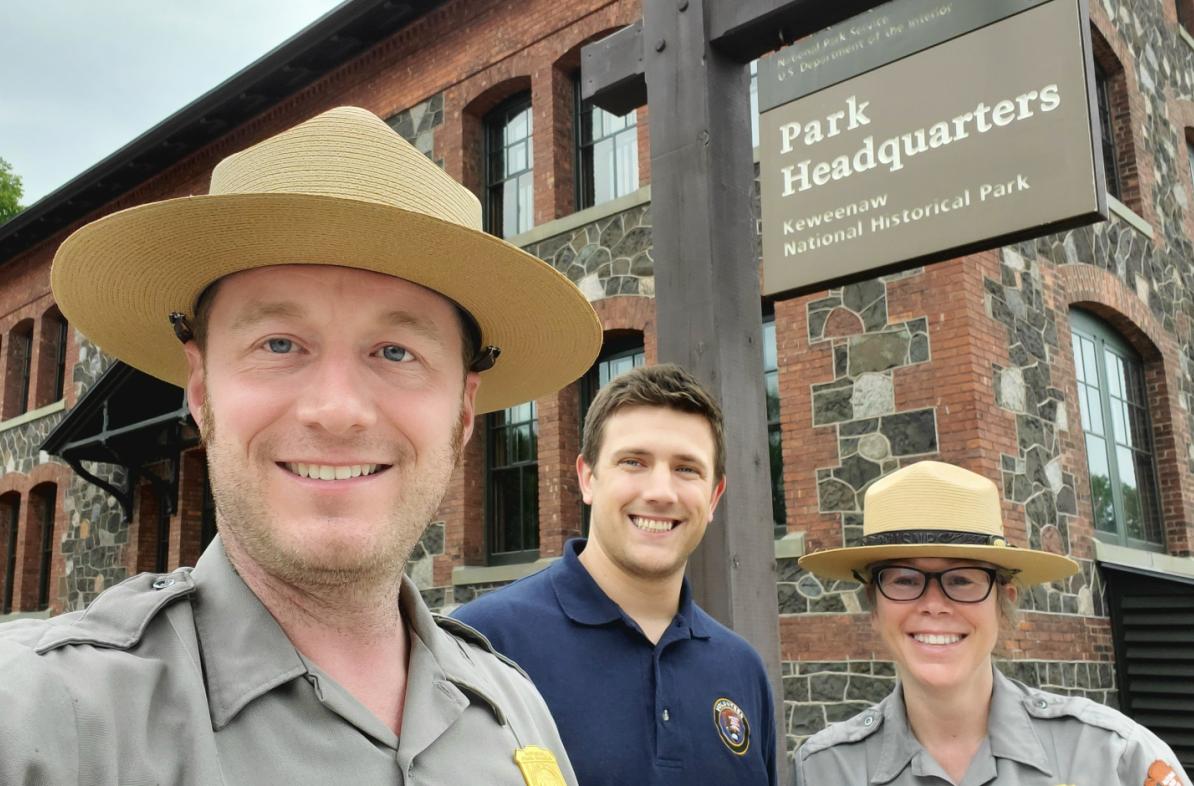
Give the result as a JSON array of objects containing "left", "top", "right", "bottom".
[
  {"left": 51, "top": 106, "right": 601, "bottom": 414},
  {"left": 798, "top": 460, "right": 1079, "bottom": 586}
]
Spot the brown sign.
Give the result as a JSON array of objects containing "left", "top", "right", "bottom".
[{"left": 759, "top": 0, "right": 1105, "bottom": 296}]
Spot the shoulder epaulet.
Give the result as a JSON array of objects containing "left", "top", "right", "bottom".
[
  {"left": 432, "top": 612, "right": 531, "bottom": 680},
  {"left": 1022, "top": 686, "right": 1137, "bottom": 740},
  {"left": 799, "top": 705, "right": 884, "bottom": 758},
  {"left": 33, "top": 568, "right": 195, "bottom": 655}
]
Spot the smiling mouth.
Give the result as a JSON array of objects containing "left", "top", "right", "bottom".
[
  {"left": 910, "top": 633, "right": 965, "bottom": 646},
  {"left": 281, "top": 462, "right": 389, "bottom": 480},
  {"left": 630, "top": 515, "right": 680, "bottom": 533}
]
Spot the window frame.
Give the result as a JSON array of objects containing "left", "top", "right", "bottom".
[
  {"left": 573, "top": 78, "right": 639, "bottom": 211},
  {"left": 1070, "top": 308, "right": 1164, "bottom": 551},
  {"left": 485, "top": 401, "right": 540, "bottom": 565},
  {"left": 1094, "top": 60, "right": 1122, "bottom": 202},
  {"left": 483, "top": 92, "right": 534, "bottom": 238},
  {"left": 35, "top": 486, "right": 55, "bottom": 610},
  {"left": 763, "top": 314, "right": 787, "bottom": 535},
  {"left": 1, "top": 496, "right": 18, "bottom": 615}
]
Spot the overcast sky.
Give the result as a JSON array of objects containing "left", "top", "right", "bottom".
[{"left": 1, "top": 1, "right": 345, "bottom": 207}]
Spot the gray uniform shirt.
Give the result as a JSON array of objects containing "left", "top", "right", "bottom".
[
  {"left": 0, "top": 538, "right": 577, "bottom": 785},
  {"left": 794, "top": 668, "right": 1190, "bottom": 786}
]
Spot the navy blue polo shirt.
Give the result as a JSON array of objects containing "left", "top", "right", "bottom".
[{"left": 453, "top": 539, "right": 776, "bottom": 786}]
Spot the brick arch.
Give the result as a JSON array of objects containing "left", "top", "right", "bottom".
[
  {"left": 444, "top": 72, "right": 534, "bottom": 195},
  {"left": 590, "top": 295, "right": 657, "bottom": 363},
  {"left": 1056, "top": 263, "right": 1194, "bottom": 555}
]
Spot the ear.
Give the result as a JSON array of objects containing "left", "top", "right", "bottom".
[
  {"left": 183, "top": 342, "right": 208, "bottom": 435},
  {"left": 1004, "top": 582, "right": 1019, "bottom": 606},
  {"left": 706, "top": 474, "right": 728, "bottom": 521},
  {"left": 576, "top": 453, "right": 596, "bottom": 505},
  {"left": 458, "top": 372, "right": 481, "bottom": 445}
]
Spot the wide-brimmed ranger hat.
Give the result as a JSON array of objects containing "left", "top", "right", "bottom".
[
  {"left": 799, "top": 461, "right": 1079, "bottom": 586},
  {"left": 51, "top": 106, "right": 601, "bottom": 414}
]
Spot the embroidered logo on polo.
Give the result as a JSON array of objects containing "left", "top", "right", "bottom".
[
  {"left": 1144, "top": 759, "right": 1183, "bottom": 786},
  {"left": 713, "top": 697, "right": 750, "bottom": 755}
]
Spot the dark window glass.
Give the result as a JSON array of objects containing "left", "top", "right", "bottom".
[
  {"left": 487, "top": 401, "right": 539, "bottom": 562},
  {"left": 1094, "top": 62, "right": 1121, "bottom": 201},
  {"left": 53, "top": 317, "right": 68, "bottom": 402},
  {"left": 1071, "top": 309, "right": 1163, "bottom": 548},
  {"left": 36, "top": 488, "right": 55, "bottom": 609},
  {"left": 15, "top": 323, "right": 33, "bottom": 416},
  {"left": 1186, "top": 138, "right": 1194, "bottom": 194},
  {"left": 485, "top": 94, "right": 534, "bottom": 237},
  {"left": 576, "top": 80, "right": 638, "bottom": 209},
  {"left": 1, "top": 497, "right": 18, "bottom": 614},
  {"left": 763, "top": 317, "right": 786, "bottom": 531}
]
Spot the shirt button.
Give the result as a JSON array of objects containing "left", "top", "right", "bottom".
[
  {"left": 863, "top": 715, "right": 874, "bottom": 727},
  {"left": 662, "top": 709, "right": 670, "bottom": 722},
  {"left": 152, "top": 577, "right": 175, "bottom": 590},
  {"left": 1036, "top": 699, "right": 1048, "bottom": 709}
]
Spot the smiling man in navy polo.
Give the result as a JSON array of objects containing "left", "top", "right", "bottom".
[{"left": 454, "top": 363, "right": 776, "bottom": 785}]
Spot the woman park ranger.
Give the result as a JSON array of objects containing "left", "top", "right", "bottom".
[{"left": 793, "top": 460, "right": 1189, "bottom": 786}]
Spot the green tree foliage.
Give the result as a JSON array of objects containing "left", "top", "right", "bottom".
[{"left": 0, "top": 157, "right": 25, "bottom": 223}]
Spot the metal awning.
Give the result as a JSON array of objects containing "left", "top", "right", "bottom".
[{"left": 41, "top": 362, "right": 195, "bottom": 521}]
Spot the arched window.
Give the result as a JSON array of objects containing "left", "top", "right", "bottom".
[
  {"left": 484, "top": 93, "right": 534, "bottom": 237},
  {"left": 1090, "top": 28, "right": 1138, "bottom": 210},
  {"left": 3, "top": 319, "right": 34, "bottom": 419},
  {"left": 36, "top": 307, "right": 69, "bottom": 407},
  {"left": 30, "top": 484, "right": 57, "bottom": 610},
  {"left": 1070, "top": 309, "right": 1163, "bottom": 548},
  {"left": 0, "top": 493, "right": 19, "bottom": 615}
]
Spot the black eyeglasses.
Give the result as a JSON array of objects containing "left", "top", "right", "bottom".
[{"left": 869, "top": 566, "right": 1002, "bottom": 603}]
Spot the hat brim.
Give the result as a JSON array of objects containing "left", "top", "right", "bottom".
[
  {"left": 52, "top": 192, "right": 601, "bottom": 414},
  {"left": 798, "top": 543, "right": 1080, "bottom": 586}
]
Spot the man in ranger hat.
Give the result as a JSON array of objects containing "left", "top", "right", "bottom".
[
  {"left": 793, "top": 460, "right": 1190, "bottom": 786},
  {"left": 0, "top": 106, "right": 598, "bottom": 785}
]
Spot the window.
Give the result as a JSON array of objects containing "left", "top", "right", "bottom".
[
  {"left": 484, "top": 94, "right": 534, "bottom": 237},
  {"left": 750, "top": 59, "right": 760, "bottom": 149},
  {"left": 4, "top": 320, "right": 34, "bottom": 419},
  {"left": 576, "top": 81, "right": 638, "bottom": 209},
  {"left": 1179, "top": 0, "right": 1194, "bottom": 36},
  {"left": 32, "top": 485, "right": 56, "bottom": 610},
  {"left": 1071, "top": 309, "right": 1163, "bottom": 548},
  {"left": 1094, "top": 61, "right": 1121, "bottom": 201},
  {"left": 487, "top": 401, "right": 539, "bottom": 563},
  {"left": 1, "top": 494, "right": 18, "bottom": 615},
  {"left": 763, "top": 316, "right": 787, "bottom": 532},
  {"left": 46, "top": 311, "right": 68, "bottom": 404},
  {"left": 1186, "top": 136, "right": 1194, "bottom": 194}
]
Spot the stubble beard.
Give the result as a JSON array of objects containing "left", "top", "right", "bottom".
[{"left": 201, "top": 396, "right": 467, "bottom": 596}]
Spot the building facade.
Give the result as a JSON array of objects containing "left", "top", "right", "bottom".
[{"left": 1, "top": 0, "right": 1193, "bottom": 767}]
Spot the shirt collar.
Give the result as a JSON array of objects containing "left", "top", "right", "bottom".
[
  {"left": 191, "top": 536, "right": 307, "bottom": 731},
  {"left": 193, "top": 537, "right": 502, "bottom": 737},
  {"left": 870, "top": 668, "right": 1054, "bottom": 783},
  {"left": 549, "top": 538, "right": 709, "bottom": 639}
]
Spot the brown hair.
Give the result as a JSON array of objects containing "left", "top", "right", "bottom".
[{"left": 581, "top": 363, "right": 725, "bottom": 481}]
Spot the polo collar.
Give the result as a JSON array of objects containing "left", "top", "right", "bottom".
[
  {"left": 870, "top": 668, "right": 1054, "bottom": 783},
  {"left": 550, "top": 538, "right": 710, "bottom": 639}
]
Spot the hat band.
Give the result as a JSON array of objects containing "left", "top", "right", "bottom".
[{"left": 862, "top": 529, "right": 1009, "bottom": 547}]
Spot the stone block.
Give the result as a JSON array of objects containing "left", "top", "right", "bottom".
[
  {"left": 809, "top": 673, "right": 848, "bottom": 702},
  {"left": 880, "top": 409, "right": 937, "bottom": 456},
  {"left": 851, "top": 373, "right": 894, "bottom": 419},
  {"left": 848, "top": 332, "right": 910, "bottom": 375}
]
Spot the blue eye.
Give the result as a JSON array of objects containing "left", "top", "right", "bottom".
[
  {"left": 266, "top": 338, "right": 293, "bottom": 353},
  {"left": 379, "top": 345, "right": 412, "bottom": 362}
]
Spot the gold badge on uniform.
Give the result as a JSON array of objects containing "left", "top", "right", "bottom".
[{"left": 514, "top": 745, "right": 567, "bottom": 786}]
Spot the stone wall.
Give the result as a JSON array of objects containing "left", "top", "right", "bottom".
[
  {"left": 386, "top": 92, "right": 444, "bottom": 165},
  {"left": 523, "top": 201, "right": 654, "bottom": 300}
]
